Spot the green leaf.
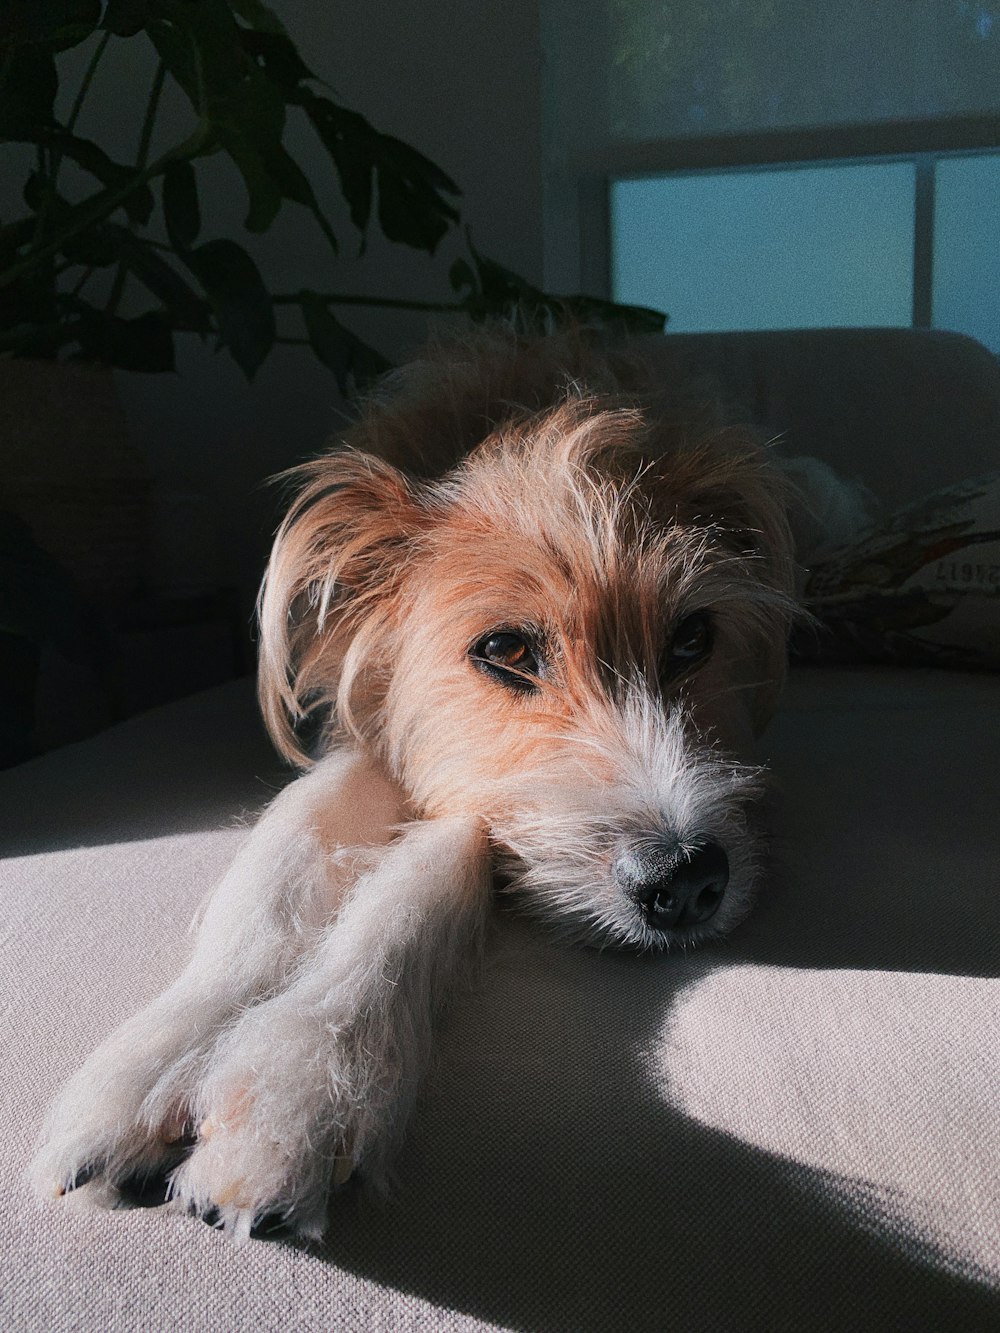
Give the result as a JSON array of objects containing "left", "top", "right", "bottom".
[
  {"left": 374, "top": 136, "right": 460, "bottom": 254},
  {"left": 300, "top": 91, "right": 461, "bottom": 250},
  {"left": 237, "top": 29, "right": 313, "bottom": 94},
  {"left": 300, "top": 293, "right": 351, "bottom": 388},
  {"left": 300, "top": 96, "right": 373, "bottom": 235},
  {"left": 457, "top": 235, "right": 668, "bottom": 335},
  {"left": 0, "top": 49, "right": 58, "bottom": 136},
  {"left": 254, "top": 140, "right": 336, "bottom": 249},
  {"left": 228, "top": 0, "right": 289, "bottom": 36},
  {"left": 72, "top": 306, "right": 177, "bottom": 372},
  {"left": 299, "top": 293, "right": 389, "bottom": 394},
  {"left": 559, "top": 294, "right": 668, "bottom": 335},
  {"left": 449, "top": 257, "right": 476, "bottom": 295},
  {"left": 21, "top": 170, "right": 44, "bottom": 211},
  {"left": 148, "top": 0, "right": 290, "bottom": 230},
  {"left": 184, "top": 238, "right": 274, "bottom": 378},
  {"left": 258, "top": 143, "right": 314, "bottom": 209},
  {"left": 144, "top": 15, "right": 200, "bottom": 104},
  {"left": 162, "top": 159, "right": 201, "bottom": 251},
  {"left": 0, "top": 218, "right": 35, "bottom": 268},
  {"left": 213, "top": 126, "right": 331, "bottom": 239},
  {"left": 148, "top": 0, "right": 253, "bottom": 102},
  {"left": 101, "top": 0, "right": 152, "bottom": 37},
  {"left": 149, "top": 23, "right": 262, "bottom": 175},
  {"left": 1, "top": 0, "right": 101, "bottom": 52},
  {"left": 116, "top": 236, "right": 211, "bottom": 331},
  {"left": 348, "top": 336, "right": 392, "bottom": 393},
  {"left": 16, "top": 175, "right": 121, "bottom": 267},
  {"left": 46, "top": 132, "right": 155, "bottom": 225},
  {"left": 58, "top": 223, "right": 120, "bottom": 268},
  {"left": 219, "top": 132, "right": 283, "bottom": 232},
  {"left": 463, "top": 239, "right": 533, "bottom": 312}
]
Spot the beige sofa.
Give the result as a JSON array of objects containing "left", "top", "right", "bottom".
[{"left": 2, "top": 330, "right": 998, "bottom": 1331}]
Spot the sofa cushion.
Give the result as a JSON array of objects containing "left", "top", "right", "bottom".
[
  {"left": 799, "top": 471, "right": 1000, "bottom": 668},
  {"left": 656, "top": 327, "right": 1000, "bottom": 509},
  {"left": 1, "top": 670, "right": 998, "bottom": 1330}
]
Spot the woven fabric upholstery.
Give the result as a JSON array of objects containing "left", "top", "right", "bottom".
[{"left": 2, "top": 667, "right": 998, "bottom": 1332}]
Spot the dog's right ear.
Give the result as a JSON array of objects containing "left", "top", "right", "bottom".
[{"left": 257, "top": 450, "right": 425, "bottom": 765}]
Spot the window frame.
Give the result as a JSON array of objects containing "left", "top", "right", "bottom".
[{"left": 589, "top": 114, "right": 1000, "bottom": 331}]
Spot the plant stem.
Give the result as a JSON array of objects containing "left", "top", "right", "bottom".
[
  {"left": 35, "top": 31, "right": 114, "bottom": 254},
  {"left": 105, "top": 60, "right": 168, "bottom": 317},
  {"left": 67, "top": 31, "right": 112, "bottom": 135},
  {"left": 136, "top": 60, "right": 167, "bottom": 171},
  {"left": 0, "top": 133, "right": 210, "bottom": 294},
  {"left": 70, "top": 266, "right": 96, "bottom": 298},
  {"left": 1, "top": 26, "right": 213, "bottom": 297},
  {"left": 272, "top": 293, "right": 463, "bottom": 313}
]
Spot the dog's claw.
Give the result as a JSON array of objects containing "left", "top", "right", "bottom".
[{"left": 59, "top": 1161, "right": 99, "bottom": 1196}]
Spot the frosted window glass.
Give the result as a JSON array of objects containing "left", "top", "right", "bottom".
[
  {"left": 606, "top": 1, "right": 1000, "bottom": 142},
  {"left": 933, "top": 154, "right": 1000, "bottom": 354},
  {"left": 611, "top": 163, "right": 915, "bottom": 333}
]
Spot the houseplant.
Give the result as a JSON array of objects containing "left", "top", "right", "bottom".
[
  {"left": 0, "top": 0, "right": 664, "bottom": 382},
  {"left": 0, "top": 0, "right": 664, "bottom": 764}
]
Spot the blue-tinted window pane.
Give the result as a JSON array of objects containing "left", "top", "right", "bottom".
[
  {"left": 933, "top": 154, "right": 1000, "bottom": 354},
  {"left": 611, "top": 162, "right": 915, "bottom": 332}
]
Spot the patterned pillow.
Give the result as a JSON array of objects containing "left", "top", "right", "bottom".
[{"left": 795, "top": 472, "right": 1000, "bottom": 669}]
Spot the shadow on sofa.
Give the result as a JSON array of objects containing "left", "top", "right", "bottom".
[{"left": 314, "top": 912, "right": 999, "bottom": 1331}]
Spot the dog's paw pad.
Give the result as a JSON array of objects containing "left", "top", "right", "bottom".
[
  {"left": 116, "top": 1147, "right": 192, "bottom": 1210},
  {"left": 188, "top": 1202, "right": 222, "bottom": 1228},
  {"left": 248, "top": 1210, "right": 298, "bottom": 1242}
]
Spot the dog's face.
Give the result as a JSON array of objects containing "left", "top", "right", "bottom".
[{"left": 260, "top": 403, "right": 794, "bottom": 949}]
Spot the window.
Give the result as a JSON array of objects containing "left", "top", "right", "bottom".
[
  {"left": 542, "top": 1, "right": 1000, "bottom": 348},
  {"left": 609, "top": 149, "right": 1000, "bottom": 353},
  {"left": 933, "top": 153, "right": 1000, "bottom": 353}
]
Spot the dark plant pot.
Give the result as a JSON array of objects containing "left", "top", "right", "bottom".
[
  {"left": 0, "top": 358, "right": 150, "bottom": 604},
  {"left": 0, "top": 358, "right": 151, "bottom": 760}
]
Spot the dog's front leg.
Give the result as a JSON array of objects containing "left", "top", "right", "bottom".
[
  {"left": 169, "top": 814, "right": 489, "bottom": 1243},
  {"left": 30, "top": 749, "right": 404, "bottom": 1204}
]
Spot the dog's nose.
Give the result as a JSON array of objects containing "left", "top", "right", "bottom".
[{"left": 615, "top": 840, "right": 729, "bottom": 930}]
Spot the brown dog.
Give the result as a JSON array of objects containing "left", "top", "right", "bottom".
[{"left": 32, "top": 326, "right": 795, "bottom": 1241}]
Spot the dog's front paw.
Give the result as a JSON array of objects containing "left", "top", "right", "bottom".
[
  {"left": 169, "top": 1101, "right": 352, "bottom": 1245},
  {"left": 29, "top": 1025, "right": 197, "bottom": 1206},
  {"left": 168, "top": 1003, "right": 385, "bottom": 1244}
]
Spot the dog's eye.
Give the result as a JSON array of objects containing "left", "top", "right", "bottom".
[
  {"left": 470, "top": 631, "right": 540, "bottom": 692},
  {"left": 668, "top": 611, "right": 713, "bottom": 665}
]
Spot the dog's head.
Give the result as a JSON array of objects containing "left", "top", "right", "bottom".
[{"left": 259, "top": 394, "right": 795, "bottom": 949}]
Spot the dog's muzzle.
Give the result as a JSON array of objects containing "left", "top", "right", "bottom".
[{"left": 614, "top": 839, "right": 730, "bottom": 932}]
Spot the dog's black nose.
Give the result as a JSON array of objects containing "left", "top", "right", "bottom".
[{"left": 615, "top": 840, "right": 729, "bottom": 930}]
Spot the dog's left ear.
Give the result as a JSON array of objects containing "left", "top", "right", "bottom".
[
  {"left": 670, "top": 433, "right": 798, "bottom": 735},
  {"left": 258, "top": 450, "right": 426, "bottom": 765}
]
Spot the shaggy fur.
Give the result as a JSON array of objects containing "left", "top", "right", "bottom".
[{"left": 31, "top": 325, "right": 796, "bottom": 1241}]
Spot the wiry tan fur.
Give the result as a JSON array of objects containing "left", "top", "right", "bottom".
[{"left": 31, "top": 325, "right": 796, "bottom": 1242}]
